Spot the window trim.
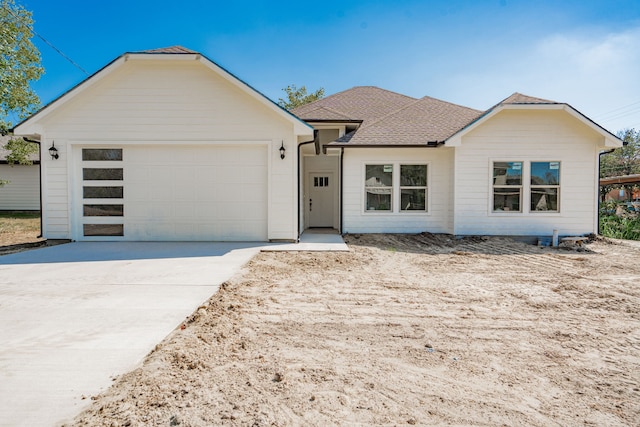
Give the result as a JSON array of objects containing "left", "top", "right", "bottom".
[
  {"left": 489, "top": 159, "right": 562, "bottom": 215},
  {"left": 364, "top": 163, "right": 393, "bottom": 212},
  {"left": 363, "top": 162, "right": 430, "bottom": 214},
  {"left": 530, "top": 161, "right": 561, "bottom": 213},
  {"left": 492, "top": 161, "right": 523, "bottom": 213}
]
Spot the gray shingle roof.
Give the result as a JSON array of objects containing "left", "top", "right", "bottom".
[
  {"left": 338, "top": 96, "right": 482, "bottom": 145},
  {"left": 292, "top": 86, "right": 417, "bottom": 123},
  {"left": 294, "top": 88, "right": 567, "bottom": 146},
  {"left": 293, "top": 86, "right": 483, "bottom": 146},
  {"left": 500, "top": 92, "right": 556, "bottom": 105},
  {"left": 137, "top": 46, "right": 198, "bottom": 54}
]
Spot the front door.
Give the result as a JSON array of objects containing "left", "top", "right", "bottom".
[{"left": 309, "top": 172, "right": 334, "bottom": 227}]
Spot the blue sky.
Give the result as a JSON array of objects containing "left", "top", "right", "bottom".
[{"left": 21, "top": 0, "right": 640, "bottom": 134}]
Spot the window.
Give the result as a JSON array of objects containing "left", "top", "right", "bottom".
[
  {"left": 82, "top": 148, "right": 123, "bottom": 161},
  {"left": 83, "top": 186, "right": 123, "bottom": 199},
  {"left": 365, "top": 165, "right": 392, "bottom": 211},
  {"left": 364, "top": 163, "right": 428, "bottom": 213},
  {"left": 83, "top": 224, "right": 124, "bottom": 237},
  {"left": 492, "top": 161, "right": 561, "bottom": 213},
  {"left": 493, "top": 162, "right": 522, "bottom": 212},
  {"left": 314, "top": 176, "right": 329, "bottom": 187},
  {"left": 83, "top": 168, "right": 123, "bottom": 181},
  {"left": 83, "top": 204, "right": 124, "bottom": 217},
  {"left": 400, "top": 165, "right": 427, "bottom": 211},
  {"left": 531, "top": 162, "right": 560, "bottom": 212}
]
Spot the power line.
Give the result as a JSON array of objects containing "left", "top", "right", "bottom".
[
  {"left": 595, "top": 100, "right": 640, "bottom": 121},
  {"left": 1, "top": 3, "right": 89, "bottom": 76}
]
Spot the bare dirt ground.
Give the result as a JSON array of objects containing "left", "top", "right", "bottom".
[
  {"left": 69, "top": 234, "right": 639, "bottom": 426},
  {"left": 0, "top": 212, "right": 44, "bottom": 254}
]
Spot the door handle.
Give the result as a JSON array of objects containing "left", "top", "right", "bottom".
[{"left": 309, "top": 198, "right": 312, "bottom": 211}]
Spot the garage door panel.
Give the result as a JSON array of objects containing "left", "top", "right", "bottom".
[{"left": 122, "top": 144, "right": 267, "bottom": 241}]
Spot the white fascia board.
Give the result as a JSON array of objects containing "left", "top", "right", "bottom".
[
  {"left": 445, "top": 103, "right": 623, "bottom": 148},
  {"left": 197, "top": 57, "right": 314, "bottom": 138},
  {"left": 561, "top": 105, "right": 622, "bottom": 148},
  {"left": 13, "top": 56, "right": 127, "bottom": 139}
]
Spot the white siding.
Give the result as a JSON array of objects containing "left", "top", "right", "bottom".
[
  {"left": 32, "top": 59, "right": 299, "bottom": 241},
  {"left": 342, "top": 147, "right": 454, "bottom": 234},
  {"left": 0, "top": 164, "right": 40, "bottom": 210},
  {"left": 453, "top": 109, "right": 602, "bottom": 236}
]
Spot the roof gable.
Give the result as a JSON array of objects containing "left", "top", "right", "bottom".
[
  {"left": 14, "top": 46, "right": 312, "bottom": 139},
  {"left": 445, "top": 92, "right": 622, "bottom": 148}
]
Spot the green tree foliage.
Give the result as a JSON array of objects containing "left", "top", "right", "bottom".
[
  {"left": 277, "top": 84, "right": 325, "bottom": 110},
  {"left": 600, "top": 129, "right": 640, "bottom": 178},
  {"left": 0, "top": 0, "right": 43, "bottom": 186}
]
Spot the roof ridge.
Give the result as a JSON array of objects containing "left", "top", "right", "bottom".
[
  {"left": 419, "top": 95, "right": 482, "bottom": 113},
  {"left": 298, "top": 86, "right": 418, "bottom": 111},
  {"left": 355, "top": 97, "right": 425, "bottom": 131},
  {"left": 136, "top": 45, "right": 198, "bottom": 54}
]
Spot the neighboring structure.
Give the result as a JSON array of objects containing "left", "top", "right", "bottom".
[
  {"left": 13, "top": 46, "right": 622, "bottom": 241},
  {"left": 0, "top": 135, "right": 40, "bottom": 211}
]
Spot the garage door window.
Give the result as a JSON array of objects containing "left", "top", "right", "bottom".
[
  {"left": 83, "top": 186, "right": 123, "bottom": 198},
  {"left": 83, "top": 224, "right": 124, "bottom": 237},
  {"left": 83, "top": 168, "right": 123, "bottom": 180},
  {"left": 83, "top": 204, "right": 124, "bottom": 217},
  {"left": 82, "top": 148, "right": 123, "bottom": 161}
]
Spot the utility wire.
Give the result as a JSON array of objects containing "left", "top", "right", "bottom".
[{"left": 1, "top": 3, "right": 89, "bottom": 76}]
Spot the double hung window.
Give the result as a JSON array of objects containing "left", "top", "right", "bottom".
[
  {"left": 365, "top": 164, "right": 428, "bottom": 212},
  {"left": 492, "top": 161, "right": 560, "bottom": 213}
]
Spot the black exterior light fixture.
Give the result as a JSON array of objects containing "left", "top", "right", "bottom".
[
  {"left": 279, "top": 141, "right": 286, "bottom": 159},
  {"left": 49, "top": 141, "right": 59, "bottom": 160}
]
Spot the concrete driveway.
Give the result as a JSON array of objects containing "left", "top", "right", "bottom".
[{"left": 0, "top": 242, "right": 264, "bottom": 427}]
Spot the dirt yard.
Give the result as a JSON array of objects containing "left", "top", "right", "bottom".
[
  {"left": 68, "top": 234, "right": 639, "bottom": 426},
  {"left": 0, "top": 212, "right": 44, "bottom": 254}
]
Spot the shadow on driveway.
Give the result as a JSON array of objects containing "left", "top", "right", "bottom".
[{"left": 0, "top": 241, "right": 268, "bottom": 265}]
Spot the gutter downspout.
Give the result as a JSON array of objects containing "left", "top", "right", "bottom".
[
  {"left": 598, "top": 148, "right": 616, "bottom": 235},
  {"left": 22, "top": 137, "right": 43, "bottom": 238},
  {"left": 340, "top": 147, "right": 344, "bottom": 234},
  {"left": 297, "top": 130, "right": 318, "bottom": 241}
]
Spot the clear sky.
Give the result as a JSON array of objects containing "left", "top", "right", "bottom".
[{"left": 21, "top": 0, "right": 640, "bottom": 134}]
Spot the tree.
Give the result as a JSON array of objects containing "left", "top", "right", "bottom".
[
  {"left": 0, "top": 0, "right": 43, "bottom": 186},
  {"left": 277, "top": 84, "right": 324, "bottom": 110},
  {"left": 600, "top": 129, "right": 640, "bottom": 202}
]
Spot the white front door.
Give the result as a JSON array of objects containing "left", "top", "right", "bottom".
[{"left": 308, "top": 172, "right": 334, "bottom": 227}]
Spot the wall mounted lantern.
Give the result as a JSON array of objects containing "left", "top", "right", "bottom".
[
  {"left": 49, "top": 141, "right": 59, "bottom": 160},
  {"left": 279, "top": 141, "right": 286, "bottom": 159}
]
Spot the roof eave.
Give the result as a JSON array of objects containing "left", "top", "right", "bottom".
[{"left": 444, "top": 103, "right": 623, "bottom": 148}]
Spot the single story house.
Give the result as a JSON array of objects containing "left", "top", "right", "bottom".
[
  {"left": 13, "top": 46, "right": 622, "bottom": 241},
  {"left": 0, "top": 135, "right": 40, "bottom": 211}
]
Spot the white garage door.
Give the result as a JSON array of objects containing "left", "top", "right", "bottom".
[{"left": 79, "top": 145, "right": 268, "bottom": 241}]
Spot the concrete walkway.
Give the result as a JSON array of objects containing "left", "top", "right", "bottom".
[{"left": 0, "top": 234, "right": 347, "bottom": 426}]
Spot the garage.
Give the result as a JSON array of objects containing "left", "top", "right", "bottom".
[
  {"left": 13, "top": 47, "right": 313, "bottom": 242},
  {"left": 78, "top": 145, "right": 268, "bottom": 241}
]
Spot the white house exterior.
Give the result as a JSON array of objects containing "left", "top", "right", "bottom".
[
  {"left": 13, "top": 46, "right": 621, "bottom": 242},
  {"left": 294, "top": 90, "right": 621, "bottom": 239},
  {"left": 13, "top": 47, "right": 313, "bottom": 241},
  {"left": 0, "top": 136, "right": 40, "bottom": 211}
]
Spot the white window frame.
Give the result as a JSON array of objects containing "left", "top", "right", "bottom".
[
  {"left": 530, "top": 161, "right": 561, "bottom": 213},
  {"left": 492, "top": 161, "right": 523, "bottom": 213},
  {"left": 399, "top": 164, "right": 428, "bottom": 213},
  {"left": 490, "top": 160, "right": 561, "bottom": 215},
  {"left": 363, "top": 162, "right": 430, "bottom": 214}
]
